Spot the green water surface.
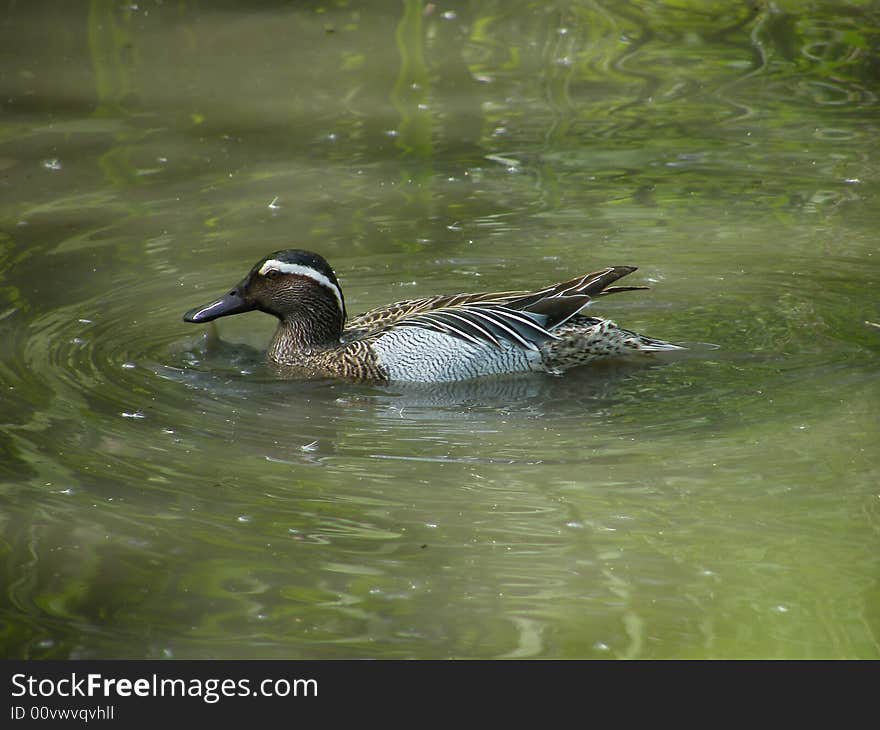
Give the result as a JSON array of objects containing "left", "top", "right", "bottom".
[{"left": 0, "top": 1, "right": 878, "bottom": 659}]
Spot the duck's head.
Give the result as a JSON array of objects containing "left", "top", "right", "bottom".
[{"left": 183, "top": 249, "right": 346, "bottom": 337}]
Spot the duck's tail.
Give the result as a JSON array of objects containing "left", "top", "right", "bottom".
[
  {"left": 539, "top": 318, "right": 685, "bottom": 373},
  {"left": 625, "top": 330, "right": 686, "bottom": 352}
]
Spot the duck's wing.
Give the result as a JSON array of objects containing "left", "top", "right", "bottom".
[
  {"left": 379, "top": 292, "right": 600, "bottom": 352},
  {"left": 343, "top": 290, "right": 528, "bottom": 339},
  {"left": 390, "top": 303, "right": 559, "bottom": 351},
  {"left": 505, "top": 266, "right": 645, "bottom": 309},
  {"left": 343, "top": 267, "right": 645, "bottom": 343}
]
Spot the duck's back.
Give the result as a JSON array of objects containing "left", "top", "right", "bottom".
[{"left": 342, "top": 290, "right": 527, "bottom": 341}]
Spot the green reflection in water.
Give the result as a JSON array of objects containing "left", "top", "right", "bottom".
[{"left": 0, "top": 0, "right": 878, "bottom": 660}]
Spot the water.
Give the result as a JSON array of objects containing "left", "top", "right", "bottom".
[{"left": 1, "top": 1, "right": 878, "bottom": 659}]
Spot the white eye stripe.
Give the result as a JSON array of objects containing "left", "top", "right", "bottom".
[{"left": 258, "top": 259, "right": 344, "bottom": 312}]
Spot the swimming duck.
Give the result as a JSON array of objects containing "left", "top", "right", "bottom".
[{"left": 183, "top": 250, "right": 681, "bottom": 382}]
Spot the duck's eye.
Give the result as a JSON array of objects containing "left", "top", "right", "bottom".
[{"left": 264, "top": 269, "right": 280, "bottom": 280}]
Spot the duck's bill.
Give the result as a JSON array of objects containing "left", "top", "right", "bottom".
[{"left": 183, "top": 289, "right": 254, "bottom": 323}]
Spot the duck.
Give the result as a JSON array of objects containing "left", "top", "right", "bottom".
[{"left": 182, "top": 250, "right": 682, "bottom": 383}]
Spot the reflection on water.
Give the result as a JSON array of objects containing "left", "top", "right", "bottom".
[{"left": 0, "top": 1, "right": 878, "bottom": 659}]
